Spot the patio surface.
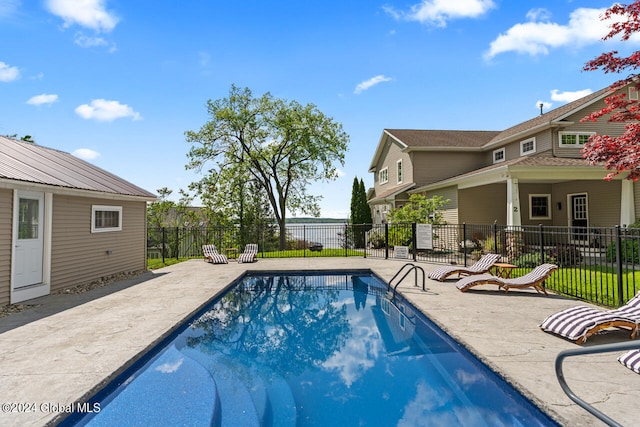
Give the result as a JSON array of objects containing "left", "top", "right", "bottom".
[{"left": 0, "top": 257, "right": 639, "bottom": 426}]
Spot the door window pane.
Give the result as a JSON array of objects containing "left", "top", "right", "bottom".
[{"left": 18, "top": 198, "right": 39, "bottom": 239}]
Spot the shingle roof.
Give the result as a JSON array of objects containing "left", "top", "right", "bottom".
[
  {"left": 0, "top": 136, "right": 156, "bottom": 199},
  {"left": 385, "top": 129, "right": 501, "bottom": 148},
  {"left": 487, "top": 86, "right": 612, "bottom": 145}
]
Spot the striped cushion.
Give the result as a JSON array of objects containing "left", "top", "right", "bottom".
[
  {"left": 539, "top": 306, "right": 626, "bottom": 342},
  {"left": 455, "top": 273, "right": 496, "bottom": 291},
  {"left": 202, "top": 245, "right": 228, "bottom": 264},
  {"left": 428, "top": 253, "right": 500, "bottom": 281},
  {"left": 237, "top": 244, "right": 258, "bottom": 263},
  {"left": 618, "top": 349, "right": 640, "bottom": 374},
  {"left": 499, "top": 263, "right": 557, "bottom": 287}
]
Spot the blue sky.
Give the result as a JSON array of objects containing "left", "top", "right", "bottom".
[{"left": 1, "top": 0, "right": 638, "bottom": 218}]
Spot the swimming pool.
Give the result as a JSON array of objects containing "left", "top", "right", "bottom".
[{"left": 63, "top": 271, "right": 559, "bottom": 426}]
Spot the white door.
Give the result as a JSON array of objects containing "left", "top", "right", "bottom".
[{"left": 13, "top": 191, "right": 44, "bottom": 289}]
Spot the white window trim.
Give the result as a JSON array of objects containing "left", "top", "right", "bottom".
[
  {"left": 493, "top": 147, "right": 505, "bottom": 164},
  {"left": 379, "top": 167, "right": 389, "bottom": 185},
  {"left": 91, "top": 205, "right": 122, "bottom": 233},
  {"left": 529, "top": 194, "right": 551, "bottom": 220},
  {"left": 559, "top": 131, "right": 595, "bottom": 147},
  {"left": 520, "top": 137, "right": 536, "bottom": 156},
  {"left": 396, "top": 159, "right": 403, "bottom": 184}
]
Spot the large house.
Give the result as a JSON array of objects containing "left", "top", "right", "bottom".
[
  {"left": 0, "top": 136, "right": 156, "bottom": 305},
  {"left": 368, "top": 84, "right": 638, "bottom": 246}
]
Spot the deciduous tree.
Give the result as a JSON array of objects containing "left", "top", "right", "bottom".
[
  {"left": 582, "top": 1, "right": 640, "bottom": 180},
  {"left": 185, "top": 85, "right": 349, "bottom": 249}
]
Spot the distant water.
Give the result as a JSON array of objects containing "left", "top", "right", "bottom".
[{"left": 285, "top": 223, "right": 346, "bottom": 249}]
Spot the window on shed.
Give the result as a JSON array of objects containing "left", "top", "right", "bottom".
[{"left": 92, "top": 205, "right": 122, "bottom": 233}]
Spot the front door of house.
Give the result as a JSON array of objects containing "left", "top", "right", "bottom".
[
  {"left": 570, "top": 193, "right": 588, "bottom": 242},
  {"left": 13, "top": 191, "right": 44, "bottom": 289}
]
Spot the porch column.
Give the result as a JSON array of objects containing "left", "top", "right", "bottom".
[
  {"left": 620, "top": 179, "right": 635, "bottom": 226},
  {"left": 506, "top": 177, "right": 521, "bottom": 227}
]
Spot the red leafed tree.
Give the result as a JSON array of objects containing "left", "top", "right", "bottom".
[{"left": 582, "top": 1, "right": 640, "bottom": 181}]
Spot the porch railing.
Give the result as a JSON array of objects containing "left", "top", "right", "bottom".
[{"left": 147, "top": 223, "right": 640, "bottom": 308}]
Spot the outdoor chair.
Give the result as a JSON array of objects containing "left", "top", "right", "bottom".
[
  {"left": 202, "top": 244, "right": 228, "bottom": 264},
  {"left": 428, "top": 253, "right": 501, "bottom": 281},
  {"left": 618, "top": 349, "right": 640, "bottom": 374},
  {"left": 237, "top": 243, "right": 258, "bottom": 263},
  {"left": 540, "top": 291, "right": 640, "bottom": 344},
  {"left": 455, "top": 263, "right": 558, "bottom": 294}
]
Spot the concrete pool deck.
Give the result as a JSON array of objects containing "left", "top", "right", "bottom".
[{"left": 0, "top": 258, "right": 638, "bottom": 426}]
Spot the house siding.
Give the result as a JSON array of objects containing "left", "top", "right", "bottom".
[
  {"left": 422, "top": 187, "right": 458, "bottom": 224},
  {"left": 0, "top": 189, "right": 12, "bottom": 305},
  {"left": 458, "top": 184, "right": 506, "bottom": 224},
  {"left": 412, "top": 152, "right": 483, "bottom": 185},
  {"left": 552, "top": 181, "right": 621, "bottom": 227},
  {"left": 50, "top": 195, "right": 147, "bottom": 292},
  {"left": 519, "top": 183, "right": 554, "bottom": 226}
]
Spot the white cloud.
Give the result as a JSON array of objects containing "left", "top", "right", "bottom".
[
  {"left": 0, "top": 0, "right": 20, "bottom": 17},
  {"left": 535, "top": 100, "right": 552, "bottom": 112},
  {"left": 354, "top": 75, "right": 393, "bottom": 94},
  {"left": 485, "top": 7, "right": 629, "bottom": 59},
  {"left": 46, "top": 0, "right": 118, "bottom": 32},
  {"left": 74, "top": 32, "right": 108, "bottom": 48},
  {"left": 0, "top": 61, "right": 19, "bottom": 82},
  {"left": 72, "top": 148, "right": 100, "bottom": 160},
  {"left": 75, "top": 99, "right": 142, "bottom": 122},
  {"left": 26, "top": 94, "right": 59, "bottom": 106},
  {"left": 384, "top": 0, "right": 495, "bottom": 27},
  {"left": 550, "top": 88, "right": 593, "bottom": 103}
]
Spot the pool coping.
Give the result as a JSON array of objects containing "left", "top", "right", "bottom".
[{"left": 0, "top": 258, "right": 638, "bottom": 426}]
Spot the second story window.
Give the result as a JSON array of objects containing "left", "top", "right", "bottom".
[
  {"left": 559, "top": 132, "right": 594, "bottom": 147},
  {"left": 520, "top": 138, "right": 536, "bottom": 155},
  {"left": 493, "top": 148, "right": 505, "bottom": 164},
  {"left": 379, "top": 167, "right": 388, "bottom": 185},
  {"left": 397, "top": 160, "right": 403, "bottom": 184}
]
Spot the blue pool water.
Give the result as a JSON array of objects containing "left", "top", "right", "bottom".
[{"left": 64, "top": 271, "right": 559, "bottom": 426}]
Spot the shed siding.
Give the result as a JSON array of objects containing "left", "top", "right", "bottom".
[
  {"left": 0, "top": 189, "right": 12, "bottom": 305},
  {"left": 50, "top": 195, "right": 147, "bottom": 291}
]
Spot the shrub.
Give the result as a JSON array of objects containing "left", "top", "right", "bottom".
[
  {"left": 606, "top": 239, "right": 640, "bottom": 263},
  {"left": 547, "top": 244, "right": 582, "bottom": 267},
  {"left": 513, "top": 252, "right": 556, "bottom": 268}
]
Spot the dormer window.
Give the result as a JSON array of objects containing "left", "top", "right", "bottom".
[
  {"left": 378, "top": 167, "right": 388, "bottom": 185},
  {"left": 559, "top": 132, "right": 594, "bottom": 147},
  {"left": 493, "top": 148, "right": 505, "bottom": 164},
  {"left": 520, "top": 138, "right": 536, "bottom": 156}
]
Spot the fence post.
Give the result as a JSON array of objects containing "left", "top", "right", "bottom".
[
  {"left": 539, "top": 224, "right": 545, "bottom": 264},
  {"left": 162, "top": 227, "right": 166, "bottom": 264},
  {"left": 364, "top": 224, "right": 367, "bottom": 259},
  {"left": 615, "top": 225, "right": 624, "bottom": 306},
  {"left": 463, "top": 223, "right": 467, "bottom": 267},
  {"left": 493, "top": 221, "right": 498, "bottom": 254},
  {"left": 303, "top": 225, "right": 306, "bottom": 258},
  {"left": 385, "top": 223, "right": 389, "bottom": 259},
  {"left": 412, "top": 222, "right": 417, "bottom": 261}
]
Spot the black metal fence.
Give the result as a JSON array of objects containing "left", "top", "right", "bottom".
[{"left": 148, "top": 223, "right": 640, "bottom": 307}]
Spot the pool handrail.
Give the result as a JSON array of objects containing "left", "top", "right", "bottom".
[
  {"left": 387, "top": 263, "right": 426, "bottom": 298},
  {"left": 555, "top": 340, "right": 640, "bottom": 427}
]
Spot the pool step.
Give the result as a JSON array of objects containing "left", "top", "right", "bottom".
[
  {"left": 181, "top": 348, "right": 262, "bottom": 427},
  {"left": 181, "top": 347, "right": 297, "bottom": 426},
  {"left": 87, "top": 345, "right": 219, "bottom": 426}
]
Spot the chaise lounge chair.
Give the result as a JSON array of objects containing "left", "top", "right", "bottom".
[
  {"left": 237, "top": 243, "right": 258, "bottom": 263},
  {"left": 428, "top": 253, "right": 501, "bottom": 281},
  {"left": 202, "top": 244, "right": 228, "bottom": 264},
  {"left": 540, "top": 291, "right": 640, "bottom": 344},
  {"left": 618, "top": 349, "right": 640, "bottom": 374},
  {"left": 455, "top": 263, "right": 558, "bottom": 294}
]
